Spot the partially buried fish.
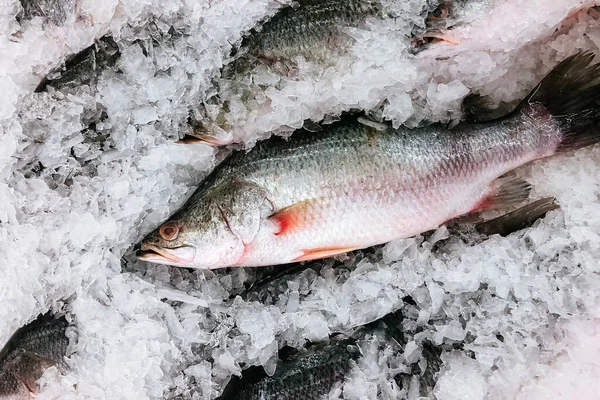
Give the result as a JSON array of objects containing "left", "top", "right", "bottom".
[
  {"left": 34, "top": 35, "right": 120, "bottom": 93},
  {"left": 185, "top": 0, "right": 496, "bottom": 145},
  {"left": 214, "top": 309, "right": 442, "bottom": 399},
  {"left": 0, "top": 313, "right": 71, "bottom": 399},
  {"left": 216, "top": 339, "right": 361, "bottom": 400},
  {"left": 138, "top": 52, "right": 600, "bottom": 269},
  {"left": 138, "top": 53, "right": 600, "bottom": 268}
]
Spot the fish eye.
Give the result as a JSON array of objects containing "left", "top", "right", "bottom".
[
  {"left": 160, "top": 222, "right": 179, "bottom": 241},
  {"left": 428, "top": 5, "right": 449, "bottom": 21}
]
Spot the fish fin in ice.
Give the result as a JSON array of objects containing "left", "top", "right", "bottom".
[
  {"left": 357, "top": 116, "right": 388, "bottom": 132},
  {"left": 462, "top": 93, "right": 517, "bottom": 123},
  {"left": 475, "top": 174, "right": 531, "bottom": 212},
  {"left": 293, "top": 246, "right": 359, "bottom": 262},
  {"left": 178, "top": 130, "right": 233, "bottom": 146},
  {"left": 303, "top": 120, "right": 322, "bottom": 132},
  {"left": 269, "top": 198, "right": 323, "bottom": 236},
  {"left": 520, "top": 51, "right": 600, "bottom": 153},
  {"left": 475, "top": 197, "right": 559, "bottom": 237}
]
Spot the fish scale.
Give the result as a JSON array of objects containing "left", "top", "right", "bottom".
[{"left": 0, "top": 313, "right": 70, "bottom": 399}]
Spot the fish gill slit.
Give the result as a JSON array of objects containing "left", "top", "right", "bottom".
[{"left": 214, "top": 202, "right": 235, "bottom": 237}]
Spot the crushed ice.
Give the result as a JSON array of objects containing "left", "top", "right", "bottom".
[{"left": 0, "top": 0, "right": 599, "bottom": 399}]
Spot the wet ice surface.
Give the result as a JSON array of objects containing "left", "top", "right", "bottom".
[{"left": 1, "top": 0, "right": 600, "bottom": 399}]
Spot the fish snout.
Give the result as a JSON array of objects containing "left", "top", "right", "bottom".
[{"left": 136, "top": 241, "right": 197, "bottom": 266}]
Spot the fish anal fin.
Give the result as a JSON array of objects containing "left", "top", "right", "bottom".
[
  {"left": 474, "top": 174, "right": 531, "bottom": 212},
  {"left": 269, "top": 199, "right": 322, "bottom": 236},
  {"left": 293, "top": 246, "right": 358, "bottom": 262},
  {"left": 475, "top": 197, "right": 559, "bottom": 237}
]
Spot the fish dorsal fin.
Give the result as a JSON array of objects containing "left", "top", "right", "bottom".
[
  {"left": 474, "top": 174, "right": 531, "bottom": 212},
  {"left": 357, "top": 116, "right": 388, "bottom": 132}
]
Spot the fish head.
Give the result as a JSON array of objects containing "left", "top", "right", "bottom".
[
  {"left": 137, "top": 181, "right": 267, "bottom": 269},
  {"left": 412, "top": 0, "right": 497, "bottom": 52}
]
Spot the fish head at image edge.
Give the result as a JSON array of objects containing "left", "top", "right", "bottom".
[
  {"left": 413, "top": 0, "right": 497, "bottom": 51},
  {"left": 137, "top": 182, "right": 267, "bottom": 269}
]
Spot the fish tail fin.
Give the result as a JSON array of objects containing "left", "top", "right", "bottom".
[{"left": 521, "top": 51, "right": 600, "bottom": 153}]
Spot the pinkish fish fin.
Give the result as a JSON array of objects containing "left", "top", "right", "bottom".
[
  {"left": 269, "top": 198, "right": 322, "bottom": 236},
  {"left": 474, "top": 174, "right": 531, "bottom": 212},
  {"left": 15, "top": 353, "right": 55, "bottom": 394},
  {"left": 20, "top": 375, "right": 40, "bottom": 394},
  {"left": 177, "top": 133, "right": 231, "bottom": 146},
  {"left": 293, "top": 246, "right": 358, "bottom": 262}
]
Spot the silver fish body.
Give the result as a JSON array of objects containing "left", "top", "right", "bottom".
[
  {"left": 140, "top": 109, "right": 555, "bottom": 268},
  {"left": 138, "top": 53, "right": 600, "bottom": 269},
  {"left": 0, "top": 313, "right": 70, "bottom": 399}
]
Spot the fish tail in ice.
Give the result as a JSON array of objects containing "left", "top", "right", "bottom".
[{"left": 519, "top": 52, "right": 600, "bottom": 153}]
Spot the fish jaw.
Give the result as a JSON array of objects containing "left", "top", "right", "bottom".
[{"left": 136, "top": 243, "right": 197, "bottom": 267}]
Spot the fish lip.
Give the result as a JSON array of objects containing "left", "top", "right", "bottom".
[
  {"left": 137, "top": 243, "right": 196, "bottom": 265},
  {"left": 410, "top": 29, "right": 461, "bottom": 54},
  {"left": 420, "top": 29, "right": 461, "bottom": 45}
]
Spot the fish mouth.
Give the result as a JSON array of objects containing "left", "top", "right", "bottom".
[
  {"left": 411, "top": 29, "right": 461, "bottom": 53},
  {"left": 136, "top": 243, "right": 196, "bottom": 266},
  {"left": 421, "top": 29, "right": 460, "bottom": 45}
]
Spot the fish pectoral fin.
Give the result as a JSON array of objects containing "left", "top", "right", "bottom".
[
  {"left": 475, "top": 174, "right": 532, "bottom": 212},
  {"left": 269, "top": 198, "right": 323, "bottom": 236},
  {"left": 357, "top": 116, "right": 388, "bottom": 132},
  {"left": 293, "top": 246, "right": 359, "bottom": 262},
  {"left": 16, "top": 354, "right": 55, "bottom": 395}
]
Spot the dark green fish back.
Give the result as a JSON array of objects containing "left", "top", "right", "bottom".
[
  {"left": 35, "top": 36, "right": 120, "bottom": 93},
  {"left": 218, "top": 339, "right": 360, "bottom": 400},
  {"left": 234, "top": 0, "right": 381, "bottom": 69},
  {"left": 0, "top": 313, "right": 70, "bottom": 397}
]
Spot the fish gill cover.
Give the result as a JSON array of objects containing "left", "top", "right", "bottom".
[{"left": 0, "top": 0, "right": 599, "bottom": 399}]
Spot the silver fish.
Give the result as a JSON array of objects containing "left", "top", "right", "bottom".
[{"left": 138, "top": 52, "right": 600, "bottom": 269}]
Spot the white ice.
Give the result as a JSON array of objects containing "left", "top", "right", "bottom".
[{"left": 0, "top": 0, "right": 599, "bottom": 399}]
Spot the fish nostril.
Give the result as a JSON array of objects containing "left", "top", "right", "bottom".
[{"left": 160, "top": 223, "right": 179, "bottom": 241}]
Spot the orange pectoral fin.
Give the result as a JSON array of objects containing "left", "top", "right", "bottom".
[
  {"left": 269, "top": 198, "right": 322, "bottom": 236},
  {"left": 293, "top": 246, "right": 359, "bottom": 262}
]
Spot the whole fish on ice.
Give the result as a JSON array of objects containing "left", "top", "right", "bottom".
[
  {"left": 0, "top": 313, "right": 71, "bottom": 399},
  {"left": 138, "top": 52, "right": 600, "bottom": 269}
]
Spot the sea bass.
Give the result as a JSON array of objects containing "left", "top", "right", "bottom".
[
  {"left": 414, "top": 0, "right": 496, "bottom": 48},
  {"left": 217, "top": 339, "right": 360, "bottom": 400},
  {"left": 231, "top": 0, "right": 382, "bottom": 69},
  {"left": 138, "top": 52, "right": 600, "bottom": 269},
  {"left": 214, "top": 309, "right": 443, "bottom": 399},
  {"left": 0, "top": 313, "right": 71, "bottom": 399}
]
